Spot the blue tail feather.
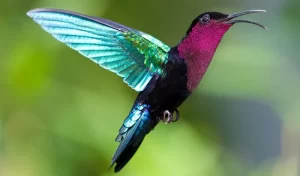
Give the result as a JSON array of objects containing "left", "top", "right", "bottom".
[{"left": 110, "top": 103, "right": 153, "bottom": 172}]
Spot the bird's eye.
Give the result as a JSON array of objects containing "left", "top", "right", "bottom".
[{"left": 200, "top": 14, "right": 210, "bottom": 24}]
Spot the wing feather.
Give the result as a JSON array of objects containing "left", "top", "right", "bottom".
[{"left": 27, "top": 8, "right": 170, "bottom": 91}]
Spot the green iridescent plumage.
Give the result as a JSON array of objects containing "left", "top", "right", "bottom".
[
  {"left": 121, "top": 32, "right": 168, "bottom": 75},
  {"left": 27, "top": 8, "right": 170, "bottom": 91}
]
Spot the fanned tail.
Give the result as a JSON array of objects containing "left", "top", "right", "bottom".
[{"left": 110, "top": 103, "right": 155, "bottom": 172}]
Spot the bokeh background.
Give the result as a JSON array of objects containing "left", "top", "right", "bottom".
[{"left": 1, "top": 0, "right": 300, "bottom": 175}]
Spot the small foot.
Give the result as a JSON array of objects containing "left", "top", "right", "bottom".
[
  {"left": 160, "top": 109, "right": 180, "bottom": 124},
  {"left": 162, "top": 110, "right": 173, "bottom": 124}
]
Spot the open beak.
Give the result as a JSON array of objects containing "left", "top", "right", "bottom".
[{"left": 223, "top": 10, "right": 267, "bottom": 30}]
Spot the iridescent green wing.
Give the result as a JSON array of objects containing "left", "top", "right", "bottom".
[{"left": 27, "top": 8, "right": 170, "bottom": 91}]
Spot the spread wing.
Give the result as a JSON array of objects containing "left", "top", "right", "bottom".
[{"left": 27, "top": 8, "right": 170, "bottom": 91}]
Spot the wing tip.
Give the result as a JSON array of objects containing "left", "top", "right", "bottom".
[
  {"left": 26, "top": 8, "right": 72, "bottom": 18},
  {"left": 27, "top": 8, "right": 50, "bottom": 17},
  {"left": 26, "top": 9, "right": 36, "bottom": 17}
]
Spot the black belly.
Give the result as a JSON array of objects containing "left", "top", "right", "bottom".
[{"left": 135, "top": 52, "right": 191, "bottom": 118}]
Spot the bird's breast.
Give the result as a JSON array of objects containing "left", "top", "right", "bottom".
[{"left": 185, "top": 54, "right": 213, "bottom": 91}]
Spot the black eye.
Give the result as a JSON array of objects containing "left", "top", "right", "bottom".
[{"left": 200, "top": 14, "right": 210, "bottom": 24}]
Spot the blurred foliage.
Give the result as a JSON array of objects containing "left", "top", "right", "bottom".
[{"left": 0, "top": 0, "right": 300, "bottom": 176}]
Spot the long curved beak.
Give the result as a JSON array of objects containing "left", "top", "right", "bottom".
[{"left": 223, "top": 10, "right": 267, "bottom": 30}]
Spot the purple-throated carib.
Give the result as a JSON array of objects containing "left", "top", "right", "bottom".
[{"left": 27, "top": 8, "right": 267, "bottom": 172}]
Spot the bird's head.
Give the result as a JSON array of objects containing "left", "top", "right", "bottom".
[
  {"left": 179, "top": 10, "right": 267, "bottom": 59},
  {"left": 186, "top": 10, "right": 267, "bottom": 35}
]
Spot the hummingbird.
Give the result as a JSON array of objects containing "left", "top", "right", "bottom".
[{"left": 27, "top": 8, "right": 266, "bottom": 172}]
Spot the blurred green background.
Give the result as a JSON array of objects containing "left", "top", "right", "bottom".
[{"left": 1, "top": 0, "right": 300, "bottom": 175}]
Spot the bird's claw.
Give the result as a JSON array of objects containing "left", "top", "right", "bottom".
[
  {"left": 160, "top": 109, "right": 180, "bottom": 124},
  {"left": 162, "top": 110, "right": 173, "bottom": 124}
]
